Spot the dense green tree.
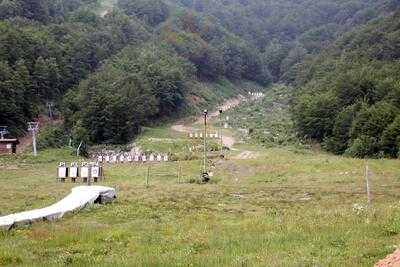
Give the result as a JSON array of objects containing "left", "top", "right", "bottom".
[
  {"left": 291, "top": 10, "right": 400, "bottom": 157},
  {"left": 118, "top": 0, "right": 169, "bottom": 26},
  {"left": 65, "top": 45, "right": 192, "bottom": 144},
  {"left": 381, "top": 116, "right": 400, "bottom": 157},
  {"left": 263, "top": 40, "right": 289, "bottom": 82},
  {"left": 324, "top": 104, "right": 360, "bottom": 154},
  {"left": 292, "top": 90, "right": 339, "bottom": 141},
  {"left": 350, "top": 102, "right": 398, "bottom": 143}
]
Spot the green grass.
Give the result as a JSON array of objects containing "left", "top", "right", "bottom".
[
  {"left": 134, "top": 126, "right": 189, "bottom": 153},
  {"left": 1, "top": 144, "right": 400, "bottom": 266},
  {"left": 182, "top": 79, "right": 264, "bottom": 117},
  {"left": 133, "top": 126, "right": 222, "bottom": 161},
  {"left": 225, "top": 84, "right": 297, "bottom": 146}
]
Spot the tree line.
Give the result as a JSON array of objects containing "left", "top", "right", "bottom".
[
  {"left": 1, "top": 0, "right": 400, "bottom": 157},
  {"left": 291, "top": 12, "right": 400, "bottom": 158}
]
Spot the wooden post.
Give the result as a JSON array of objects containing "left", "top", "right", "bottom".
[
  {"left": 365, "top": 164, "right": 371, "bottom": 206},
  {"left": 178, "top": 164, "right": 182, "bottom": 184},
  {"left": 88, "top": 164, "right": 92, "bottom": 186},
  {"left": 146, "top": 165, "right": 150, "bottom": 188}
]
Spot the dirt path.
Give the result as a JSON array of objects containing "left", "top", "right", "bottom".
[
  {"left": 171, "top": 94, "right": 262, "bottom": 159},
  {"left": 194, "top": 95, "right": 246, "bottom": 125},
  {"left": 375, "top": 249, "right": 400, "bottom": 267},
  {"left": 172, "top": 96, "right": 246, "bottom": 149},
  {"left": 233, "top": 150, "right": 257, "bottom": 160}
]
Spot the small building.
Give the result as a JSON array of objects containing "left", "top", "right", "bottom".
[{"left": 0, "top": 139, "right": 19, "bottom": 154}]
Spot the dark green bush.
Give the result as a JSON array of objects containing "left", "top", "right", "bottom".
[
  {"left": 344, "top": 135, "right": 380, "bottom": 158},
  {"left": 37, "top": 124, "right": 69, "bottom": 149}
]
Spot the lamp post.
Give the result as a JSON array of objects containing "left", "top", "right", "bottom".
[
  {"left": 201, "top": 109, "right": 209, "bottom": 182},
  {"left": 46, "top": 101, "right": 54, "bottom": 120}
]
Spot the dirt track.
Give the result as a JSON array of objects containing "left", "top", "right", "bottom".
[
  {"left": 375, "top": 249, "right": 400, "bottom": 267},
  {"left": 171, "top": 95, "right": 258, "bottom": 159},
  {"left": 233, "top": 150, "right": 257, "bottom": 159},
  {"left": 172, "top": 96, "right": 246, "bottom": 149}
]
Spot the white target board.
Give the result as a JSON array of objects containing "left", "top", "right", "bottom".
[
  {"left": 156, "top": 155, "right": 162, "bottom": 161},
  {"left": 58, "top": 167, "right": 67, "bottom": 178},
  {"left": 105, "top": 155, "right": 110, "bottom": 162},
  {"left": 91, "top": 166, "right": 99, "bottom": 178},
  {"left": 69, "top": 167, "right": 78, "bottom": 178},
  {"left": 81, "top": 167, "right": 89, "bottom": 178}
]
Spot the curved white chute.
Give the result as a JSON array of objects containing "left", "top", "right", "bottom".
[{"left": 0, "top": 186, "right": 116, "bottom": 230}]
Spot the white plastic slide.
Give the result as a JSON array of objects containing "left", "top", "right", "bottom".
[{"left": 0, "top": 186, "right": 116, "bottom": 230}]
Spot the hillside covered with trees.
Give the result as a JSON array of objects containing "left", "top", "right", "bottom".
[
  {"left": 291, "top": 11, "right": 400, "bottom": 158},
  {"left": 1, "top": 0, "right": 400, "bottom": 157}
]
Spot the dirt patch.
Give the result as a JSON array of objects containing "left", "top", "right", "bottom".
[
  {"left": 194, "top": 95, "right": 246, "bottom": 125},
  {"left": 233, "top": 150, "right": 257, "bottom": 160},
  {"left": 17, "top": 115, "right": 57, "bottom": 153},
  {"left": 171, "top": 124, "right": 194, "bottom": 133},
  {"left": 172, "top": 96, "right": 247, "bottom": 149},
  {"left": 375, "top": 249, "right": 400, "bottom": 267}
]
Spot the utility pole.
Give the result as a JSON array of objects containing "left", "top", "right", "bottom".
[
  {"left": 46, "top": 101, "right": 54, "bottom": 120},
  {"left": 28, "top": 122, "right": 39, "bottom": 156},
  {"left": 219, "top": 109, "right": 223, "bottom": 158},
  {"left": 0, "top": 126, "right": 8, "bottom": 139},
  {"left": 201, "top": 110, "right": 209, "bottom": 182}
]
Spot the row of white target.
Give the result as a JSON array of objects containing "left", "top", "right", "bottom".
[
  {"left": 189, "top": 132, "right": 220, "bottom": 139},
  {"left": 97, "top": 154, "right": 169, "bottom": 163},
  {"left": 248, "top": 92, "right": 265, "bottom": 97},
  {"left": 57, "top": 162, "right": 102, "bottom": 179}
]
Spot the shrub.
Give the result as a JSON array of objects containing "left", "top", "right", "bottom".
[
  {"left": 381, "top": 115, "right": 400, "bottom": 157},
  {"left": 345, "top": 135, "right": 379, "bottom": 158},
  {"left": 37, "top": 124, "right": 69, "bottom": 149}
]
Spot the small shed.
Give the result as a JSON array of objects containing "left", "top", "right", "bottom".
[{"left": 0, "top": 139, "right": 19, "bottom": 154}]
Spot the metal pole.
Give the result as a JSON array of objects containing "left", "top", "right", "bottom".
[
  {"left": 47, "top": 102, "right": 53, "bottom": 120},
  {"left": 28, "top": 122, "right": 39, "bottom": 156},
  {"left": 32, "top": 128, "right": 37, "bottom": 157},
  {"left": 88, "top": 164, "right": 92, "bottom": 186},
  {"left": 203, "top": 110, "right": 208, "bottom": 174},
  {"left": 77, "top": 141, "right": 83, "bottom": 157},
  {"left": 219, "top": 109, "right": 223, "bottom": 158}
]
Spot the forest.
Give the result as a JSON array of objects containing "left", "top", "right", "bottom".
[{"left": 0, "top": 0, "right": 400, "bottom": 157}]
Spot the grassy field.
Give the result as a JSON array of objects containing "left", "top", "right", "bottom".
[
  {"left": 1, "top": 137, "right": 400, "bottom": 266},
  {"left": 1, "top": 87, "right": 399, "bottom": 266}
]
